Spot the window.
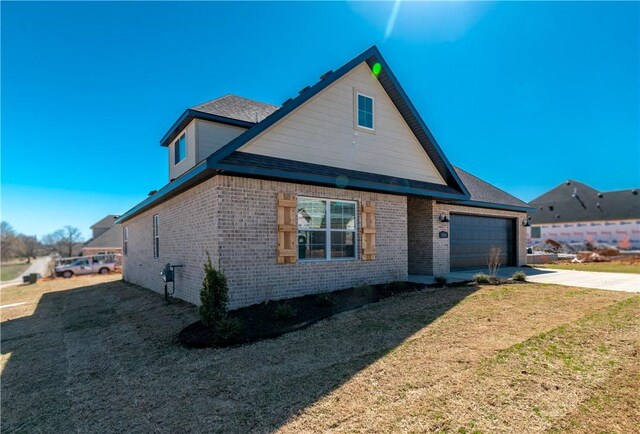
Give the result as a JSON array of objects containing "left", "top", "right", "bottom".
[
  {"left": 297, "top": 198, "right": 357, "bottom": 261},
  {"left": 530, "top": 226, "right": 541, "bottom": 239},
  {"left": 123, "top": 227, "right": 129, "bottom": 255},
  {"left": 152, "top": 215, "right": 160, "bottom": 258},
  {"left": 356, "top": 93, "right": 374, "bottom": 130},
  {"left": 174, "top": 134, "right": 186, "bottom": 164}
]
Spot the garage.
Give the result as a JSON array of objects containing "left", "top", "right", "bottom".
[{"left": 450, "top": 214, "right": 516, "bottom": 270}]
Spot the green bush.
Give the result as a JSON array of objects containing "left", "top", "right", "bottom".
[
  {"left": 199, "top": 253, "right": 229, "bottom": 327},
  {"left": 272, "top": 303, "right": 297, "bottom": 321},
  {"left": 315, "top": 292, "right": 336, "bottom": 307},
  {"left": 434, "top": 276, "right": 447, "bottom": 286},
  {"left": 512, "top": 271, "right": 527, "bottom": 282},
  {"left": 473, "top": 273, "right": 491, "bottom": 284},
  {"left": 386, "top": 281, "right": 407, "bottom": 292},
  {"left": 215, "top": 317, "right": 243, "bottom": 341}
]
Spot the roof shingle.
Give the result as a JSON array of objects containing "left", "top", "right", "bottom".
[{"left": 191, "top": 95, "right": 279, "bottom": 124}]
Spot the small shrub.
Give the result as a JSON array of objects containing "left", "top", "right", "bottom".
[
  {"left": 473, "top": 273, "right": 491, "bottom": 284},
  {"left": 512, "top": 271, "right": 527, "bottom": 282},
  {"left": 386, "top": 281, "right": 407, "bottom": 292},
  {"left": 434, "top": 276, "right": 447, "bottom": 286},
  {"left": 487, "top": 246, "right": 502, "bottom": 276},
  {"left": 315, "top": 292, "right": 336, "bottom": 307},
  {"left": 200, "top": 253, "right": 229, "bottom": 326},
  {"left": 215, "top": 317, "right": 243, "bottom": 341},
  {"left": 271, "top": 303, "right": 297, "bottom": 321}
]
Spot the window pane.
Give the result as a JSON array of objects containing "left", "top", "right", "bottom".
[
  {"left": 357, "top": 95, "right": 373, "bottom": 128},
  {"left": 175, "top": 135, "right": 186, "bottom": 163},
  {"left": 298, "top": 231, "right": 326, "bottom": 260},
  {"left": 331, "top": 231, "right": 356, "bottom": 259},
  {"left": 298, "top": 199, "right": 326, "bottom": 229},
  {"left": 330, "top": 201, "right": 356, "bottom": 229}
]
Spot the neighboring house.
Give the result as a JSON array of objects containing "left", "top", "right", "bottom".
[
  {"left": 528, "top": 180, "right": 640, "bottom": 250},
  {"left": 117, "top": 46, "right": 532, "bottom": 309},
  {"left": 82, "top": 215, "right": 123, "bottom": 256}
]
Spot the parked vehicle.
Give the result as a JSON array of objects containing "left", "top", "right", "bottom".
[{"left": 54, "top": 254, "right": 118, "bottom": 278}]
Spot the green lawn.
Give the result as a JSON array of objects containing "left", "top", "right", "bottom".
[
  {"left": 0, "top": 262, "right": 30, "bottom": 281},
  {"left": 537, "top": 262, "right": 640, "bottom": 274}
]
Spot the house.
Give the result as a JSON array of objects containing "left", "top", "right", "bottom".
[
  {"left": 82, "top": 215, "right": 123, "bottom": 256},
  {"left": 116, "top": 46, "right": 532, "bottom": 309},
  {"left": 527, "top": 180, "right": 640, "bottom": 250}
]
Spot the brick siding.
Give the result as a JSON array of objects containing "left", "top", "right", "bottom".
[{"left": 122, "top": 175, "right": 407, "bottom": 309}]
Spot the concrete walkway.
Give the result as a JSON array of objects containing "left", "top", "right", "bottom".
[
  {"left": 0, "top": 256, "right": 52, "bottom": 289},
  {"left": 410, "top": 266, "right": 640, "bottom": 293}
]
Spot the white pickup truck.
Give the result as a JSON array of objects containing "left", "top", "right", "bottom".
[{"left": 54, "top": 256, "right": 117, "bottom": 278}]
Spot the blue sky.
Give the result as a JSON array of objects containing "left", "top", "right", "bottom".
[{"left": 2, "top": 1, "right": 638, "bottom": 239}]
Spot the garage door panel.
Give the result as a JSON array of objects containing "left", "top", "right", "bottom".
[{"left": 450, "top": 214, "right": 516, "bottom": 270}]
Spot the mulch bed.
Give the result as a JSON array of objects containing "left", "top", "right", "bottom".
[{"left": 179, "top": 281, "right": 451, "bottom": 348}]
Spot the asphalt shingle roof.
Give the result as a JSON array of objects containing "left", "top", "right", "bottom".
[
  {"left": 84, "top": 225, "right": 122, "bottom": 249},
  {"left": 529, "top": 180, "right": 640, "bottom": 224},
  {"left": 452, "top": 166, "right": 531, "bottom": 208},
  {"left": 191, "top": 95, "right": 279, "bottom": 124},
  {"left": 90, "top": 215, "right": 119, "bottom": 229}
]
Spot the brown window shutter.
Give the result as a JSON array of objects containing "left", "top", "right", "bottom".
[
  {"left": 361, "top": 201, "right": 376, "bottom": 261},
  {"left": 277, "top": 193, "right": 298, "bottom": 264}
]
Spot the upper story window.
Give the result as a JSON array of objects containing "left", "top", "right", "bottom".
[
  {"left": 356, "top": 93, "right": 374, "bottom": 130},
  {"left": 123, "top": 227, "right": 129, "bottom": 255},
  {"left": 297, "top": 197, "right": 357, "bottom": 261},
  {"left": 152, "top": 214, "right": 160, "bottom": 258},
  {"left": 174, "top": 134, "right": 186, "bottom": 164}
]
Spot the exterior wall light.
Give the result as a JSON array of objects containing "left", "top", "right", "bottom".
[{"left": 439, "top": 212, "right": 449, "bottom": 223}]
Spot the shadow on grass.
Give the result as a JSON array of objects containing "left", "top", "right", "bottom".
[{"left": 1, "top": 279, "right": 477, "bottom": 432}]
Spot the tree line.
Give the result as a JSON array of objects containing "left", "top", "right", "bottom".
[{"left": 1, "top": 222, "right": 84, "bottom": 262}]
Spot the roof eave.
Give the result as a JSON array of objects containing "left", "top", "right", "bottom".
[
  {"left": 116, "top": 162, "right": 214, "bottom": 224},
  {"left": 159, "top": 109, "right": 254, "bottom": 147},
  {"left": 442, "top": 199, "right": 534, "bottom": 213},
  {"left": 211, "top": 161, "right": 469, "bottom": 201}
]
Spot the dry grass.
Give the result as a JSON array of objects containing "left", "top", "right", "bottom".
[{"left": 1, "top": 276, "right": 638, "bottom": 433}]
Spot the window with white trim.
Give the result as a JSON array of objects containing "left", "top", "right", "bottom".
[
  {"left": 297, "top": 198, "right": 357, "bottom": 260},
  {"left": 123, "top": 227, "right": 129, "bottom": 255},
  {"left": 152, "top": 215, "right": 160, "bottom": 258},
  {"left": 174, "top": 134, "right": 186, "bottom": 164},
  {"left": 356, "top": 93, "right": 374, "bottom": 130}
]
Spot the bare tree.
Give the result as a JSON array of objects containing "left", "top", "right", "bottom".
[
  {"left": 60, "top": 226, "right": 83, "bottom": 257},
  {"left": 1, "top": 221, "right": 27, "bottom": 261},
  {"left": 487, "top": 246, "right": 502, "bottom": 277},
  {"left": 17, "top": 234, "right": 41, "bottom": 262},
  {"left": 42, "top": 227, "right": 83, "bottom": 257}
]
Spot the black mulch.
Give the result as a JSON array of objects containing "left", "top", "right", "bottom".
[{"left": 179, "top": 281, "right": 458, "bottom": 348}]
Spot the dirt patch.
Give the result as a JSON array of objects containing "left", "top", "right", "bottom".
[{"left": 180, "top": 281, "right": 438, "bottom": 347}]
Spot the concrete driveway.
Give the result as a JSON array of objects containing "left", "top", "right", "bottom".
[{"left": 410, "top": 266, "right": 640, "bottom": 293}]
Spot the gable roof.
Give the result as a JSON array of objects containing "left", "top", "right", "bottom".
[
  {"left": 206, "top": 46, "right": 468, "bottom": 197},
  {"left": 529, "top": 180, "right": 640, "bottom": 224},
  {"left": 83, "top": 225, "right": 122, "bottom": 249},
  {"left": 117, "top": 46, "right": 529, "bottom": 224},
  {"left": 90, "top": 215, "right": 119, "bottom": 229}
]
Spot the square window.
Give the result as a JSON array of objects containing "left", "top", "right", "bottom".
[
  {"left": 357, "top": 94, "right": 374, "bottom": 129},
  {"left": 297, "top": 197, "right": 357, "bottom": 261}
]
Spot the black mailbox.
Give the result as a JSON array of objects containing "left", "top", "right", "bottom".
[{"left": 161, "top": 263, "right": 174, "bottom": 283}]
